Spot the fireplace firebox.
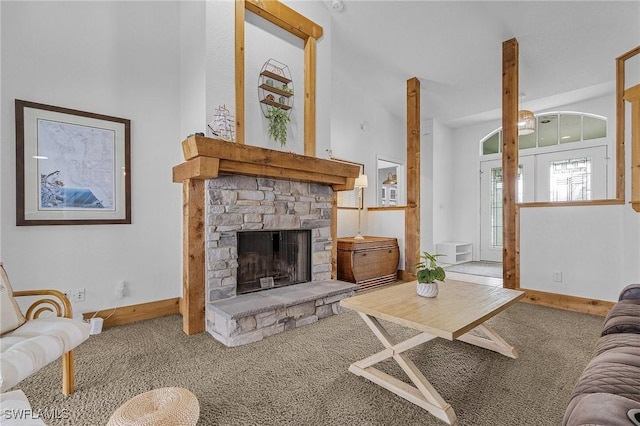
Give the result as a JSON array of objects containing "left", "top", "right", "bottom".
[{"left": 237, "top": 230, "right": 311, "bottom": 294}]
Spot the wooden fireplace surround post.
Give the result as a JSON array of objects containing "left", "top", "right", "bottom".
[{"left": 172, "top": 136, "right": 360, "bottom": 334}]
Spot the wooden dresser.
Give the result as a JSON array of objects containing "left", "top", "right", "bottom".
[{"left": 337, "top": 236, "right": 400, "bottom": 291}]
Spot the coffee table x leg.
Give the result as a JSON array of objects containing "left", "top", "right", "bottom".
[{"left": 349, "top": 312, "right": 519, "bottom": 425}]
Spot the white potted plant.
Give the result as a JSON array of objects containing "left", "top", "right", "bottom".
[{"left": 413, "top": 251, "right": 446, "bottom": 297}]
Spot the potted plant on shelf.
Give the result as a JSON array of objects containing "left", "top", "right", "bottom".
[
  {"left": 266, "top": 106, "right": 290, "bottom": 147},
  {"left": 413, "top": 251, "right": 446, "bottom": 297}
]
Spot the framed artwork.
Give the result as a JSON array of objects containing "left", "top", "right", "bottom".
[
  {"left": 15, "top": 100, "right": 131, "bottom": 225},
  {"left": 331, "top": 158, "right": 364, "bottom": 209}
]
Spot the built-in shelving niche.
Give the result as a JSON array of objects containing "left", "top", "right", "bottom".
[{"left": 258, "top": 59, "right": 294, "bottom": 117}]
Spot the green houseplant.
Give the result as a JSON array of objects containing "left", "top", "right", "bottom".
[
  {"left": 413, "top": 251, "right": 446, "bottom": 297},
  {"left": 266, "top": 106, "right": 290, "bottom": 147}
]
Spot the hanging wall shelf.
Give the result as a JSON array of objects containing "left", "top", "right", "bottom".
[{"left": 258, "top": 59, "right": 294, "bottom": 117}]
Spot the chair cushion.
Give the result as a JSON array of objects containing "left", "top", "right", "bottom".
[
  {"left": 0, "top": 317, "right": 90, "bottom": 392},
  {"left": 0, "top": 263, "right": 27, "bottom": 335},
  {"left": 0, "top": 389, "right": 47, "bottom": 425}
]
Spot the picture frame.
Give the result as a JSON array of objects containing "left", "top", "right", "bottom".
[
  {"left": 15, "top": 100, "right": 131, "bottom": 225},
  {"left": 330, "top": 158, "right": 364, "bottom": 209}
]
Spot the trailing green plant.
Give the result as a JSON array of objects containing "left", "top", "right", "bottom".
[
  {"left": 266, "top": 106, "right": 290, "bottom": 147},
  {"left": 413, "top": 251, "right": 446, "bottom": 284}
]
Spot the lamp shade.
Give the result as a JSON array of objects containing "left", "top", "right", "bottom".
[
  {"left": 354, "top": 174, "right": 368, "bottom": 188},
  {"left": 518, "top": 110, "right": 535, "bottom": 135}
]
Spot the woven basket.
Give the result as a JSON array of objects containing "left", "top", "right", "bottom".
[
  {"left": 107, "top": 387, "right": 199, "bottom": 426},
  {"left": 416, "top": 282, "right": 438, "bottom": 298}
]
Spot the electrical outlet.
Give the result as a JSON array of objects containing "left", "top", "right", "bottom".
[
  {"left": 64, "top": 289, "right": 85, "bottom": 303},
  {"left": 553, "top": 272, "right": 563, "bottom": 283},
  {"left": 116, "top": 281, "right": 128, "bottom": 299}
]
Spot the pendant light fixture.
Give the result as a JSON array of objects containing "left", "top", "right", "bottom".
[{"left": 518, "top": 94, "right": 535, "bottom": 135}]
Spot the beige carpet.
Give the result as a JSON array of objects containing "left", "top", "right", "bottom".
[{"left": 15, "top": 302, "right": 603, "bottom": 425}]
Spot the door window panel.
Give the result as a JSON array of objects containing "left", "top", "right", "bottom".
[{"left": 549, "top": 157, "right": 592, "bottom": 201}]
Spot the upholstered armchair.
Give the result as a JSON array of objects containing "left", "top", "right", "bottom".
[{"left": 1, "top": 262, "right": 91, "bottom": 395}]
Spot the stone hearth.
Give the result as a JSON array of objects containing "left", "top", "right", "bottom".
[{"left": 208, "top": 281, "right": 357, "bottom": 346}]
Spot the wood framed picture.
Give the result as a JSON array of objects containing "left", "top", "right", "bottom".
[{"left": 15, "top": 100, "right": 131, "bottom": 225}]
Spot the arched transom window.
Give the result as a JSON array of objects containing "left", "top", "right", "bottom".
[{"left": 481, "top": 112, "right": 607, "bottom": 155}]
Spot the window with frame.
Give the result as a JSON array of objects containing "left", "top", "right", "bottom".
[{"left": 480, "top": 111, "right": 611, "bottom": 203}]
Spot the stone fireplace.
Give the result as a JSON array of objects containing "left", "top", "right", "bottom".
[
  {"left": 203, "top": 174, "right": 358, "bottom": 346},
  {"left": 172, "top": 136, "right": 361, "bottom": 342},
  {"left": 204, "top": 175, "right": 334, "bottom": 302}
]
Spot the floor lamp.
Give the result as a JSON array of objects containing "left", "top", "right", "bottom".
[{"left": 354, "top": 174, "right": 368, "bottom": 240}]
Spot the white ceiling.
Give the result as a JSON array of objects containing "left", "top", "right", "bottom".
[{"left": 328, "top": 1, "right": 640, "bottom": 128}]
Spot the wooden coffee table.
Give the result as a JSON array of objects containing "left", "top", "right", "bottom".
[{"left": 340, "top": 279, "right": 524, "bottom": 425}]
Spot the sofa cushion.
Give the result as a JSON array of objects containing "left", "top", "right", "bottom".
[
  {"left": 594, "top": 331, "right": 640, "bottom": 358},
  {"left": 0, "top": 317, "right": 91, "bottom": 392},
  {"left": 563, "top": 392, "right": 640, "bottom": 426},
  {"left": 0, "top": 263, "right": 26, "bottom": 335},
  {"left": 602, "top": 299, "right": 640, "bottom": 336},
  {"left": 570, "top": 345, "right": 640, "bottom": 404},
  {"left": 0, "top": 389, "right": 47, "bottom": 425}
]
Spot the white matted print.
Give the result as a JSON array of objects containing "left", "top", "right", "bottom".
[{"left": 16, "top": 100, "right": 131, "bottom": 225}]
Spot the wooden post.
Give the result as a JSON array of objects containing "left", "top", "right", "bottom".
[
  {"left": 406, "top": 77, "right": 421, "bottom": 275},
  {"left": 615, "top": 46, "right": 640, "bottom": 201},
  {"left": 304, "top": 37, "right": 317, "bottom": 157},
  {"left": 502, "top": 38, "right": 519, "bottom": 289},
  {"left": 182, "top": 179, "right": 206, "bottom": 334},
  {"left": 235, "top": 0, "right": 245, "bottom": 144},
  {"left": 615, "top": 54, "right": 626, "bottom": 199},
  {"left": 625, "top": 85, "right": 640, "bottom": 212}
]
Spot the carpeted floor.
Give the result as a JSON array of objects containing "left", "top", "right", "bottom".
[
  {"left": 14, "top": 303, "right": 602, "bottom": 425},
  {"left": 445, "top": 261, "right": 503, "bottom": 278}
]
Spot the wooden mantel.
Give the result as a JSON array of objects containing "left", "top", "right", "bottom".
[
  {"left": 173, "top": 136, "right": 359, "bottom": 190},
  {"left": 172, "top": 136, "right": 360, "bottom": 335}
]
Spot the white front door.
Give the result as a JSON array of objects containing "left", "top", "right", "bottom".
[{"left": 479, "top": 158, "right": 534, "bottom": 262}]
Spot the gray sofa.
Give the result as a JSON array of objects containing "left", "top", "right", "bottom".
[{"left": 563, "top": 284, "right": 640, "bottom": 426}]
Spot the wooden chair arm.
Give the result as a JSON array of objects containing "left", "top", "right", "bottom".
[{"left": 12, "top": 289, "right": 73, "bottom": 319}]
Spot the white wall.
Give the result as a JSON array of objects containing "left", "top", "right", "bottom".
[
  {"left": 421, "top": 119, "right": 454, "bottom": 254},
  {"left": 0, "top": 2, "right": 3, "bottom": 261},
  {"left": 1, "top": 1, "right": 183, "bottom": 315},
  {"left": 205, "top": 1, "right": 235, "bottom": 137},
  {"left": 332, "top": 76, "right": 405, "bottom": 209},
  {"left": 180, "top": 1, "right": 206, "bottom": 138},
  {"left": 520, "top": 205, "right": 625, "bottom": 300},
  {"left": 330, "top": 53, "right": 405, "bottom": 251},
  {"left": 368, "top": 209, "right": 405, "bottom": 270},
  {"left": 452, "top": 93, "right": 640, "bottom": 301}
]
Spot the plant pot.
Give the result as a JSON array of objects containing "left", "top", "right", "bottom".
[{"left": 416, "top": 281, "right": 438, "bottom": 298}]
